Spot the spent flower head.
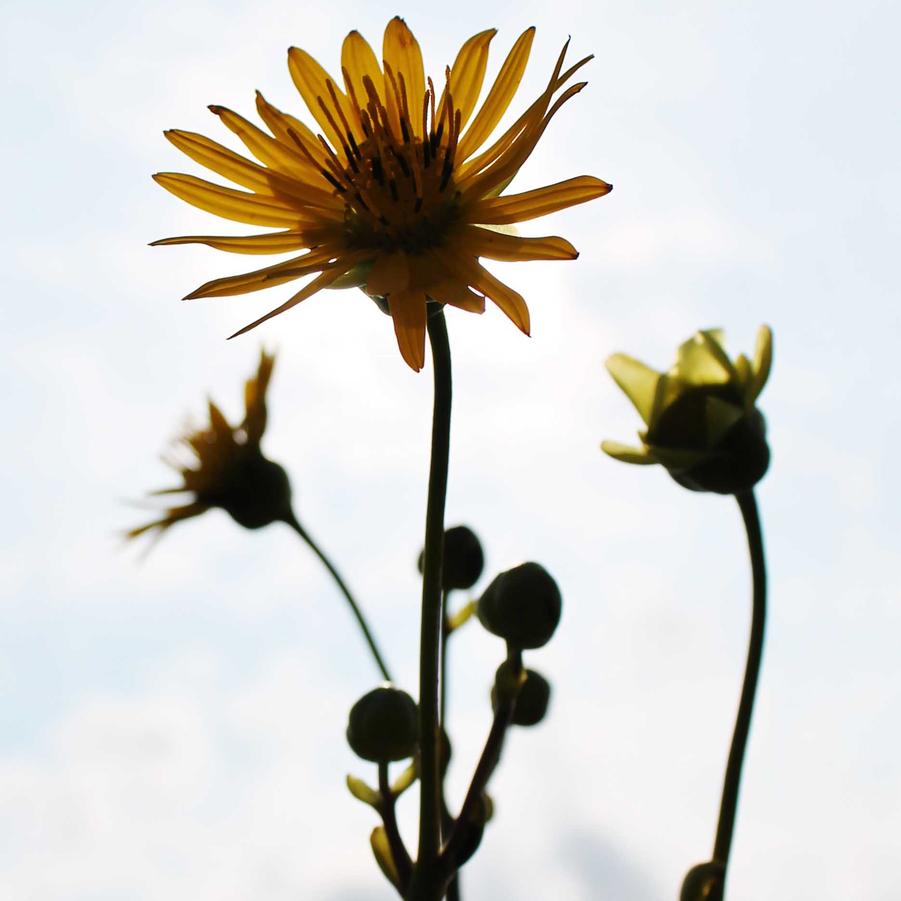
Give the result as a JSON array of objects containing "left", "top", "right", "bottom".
[
  {"left": 602, "top": 326, "right": 773, "bottom": 494},
  {"left": 128, "top": 350, "right": 293, "bottom": 539},
  {"left": 153, "top": 17, "right": 611, "bottom": 370}
]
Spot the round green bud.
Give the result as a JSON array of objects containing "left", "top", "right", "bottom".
[
  {"left": 346, "top": 686, "right": 419, "bottom": 763},
  {"left": 417, "top": 525, "right": 485, "bottom": 591},
  {"left": 491, "top": 667, "right": 551, "bottom": 727},
  {"left": 216, "top": 451, "right": 292, "bottom": 529},
  {"left": 477, "top": 562, "right": 562, "bottom": 649},
  {"left": 680, "top": 861, "right": 725, "bottom": 901}
]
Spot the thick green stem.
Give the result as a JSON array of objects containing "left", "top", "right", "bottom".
[
  {"left": 712, "top": 490, "right": 767, "bottom": 886},
  {"left": 285, "top": 513, "right": 392, "bottom": 682},
  {"left": 409, "top": 309, "right": 453, "bottom": 901}
]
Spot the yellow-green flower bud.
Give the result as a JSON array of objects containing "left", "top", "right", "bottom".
[
  {"left": 680, "top": 861, "right": 725, "bottom": 901},
  {"left": 477, "top": 563, "right": 562, "bottom": 649},
  {"left": 418, "top": 525, "right": 485, "bottom": 590},
  {"left": 346, "top": 686, "right": 419, "bottom": 763},
  {"left": 602, "top": 326, "right": 773, "bottom": 495}
]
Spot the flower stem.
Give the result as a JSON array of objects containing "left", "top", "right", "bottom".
[
  {"left": 410, "top": 309, "right": 453, "bottom": 901},
  {"left": 712, "top": 490, "right": 767, "bottom": 886},
  {"left": 379, "top": 762, "right": 413, "bottom": 890},
  {"left": 285, "top": 512, "right": 392, "bottom": 682}
]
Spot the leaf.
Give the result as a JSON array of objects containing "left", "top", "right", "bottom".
[
  {"left": 370, "top": 826, "right": 400, "bottom": 889},
  {"left": 346, "top": 774, "right": 381, "bottom": 808}
]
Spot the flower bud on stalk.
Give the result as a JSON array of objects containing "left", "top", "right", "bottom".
[
  {"left": 346, "top": 686, "right": 419, "bottom": 763},
  {"left": 418, "top": 525, "right": 485, "bottom": 591},
  {"left": 603, "top": 326, "right": 773, "bottom": 495},
  {"left": 477, "top": 562, "right": 562, "bottom": 649},
  {"left": 492, "top": 666, "right": 552, "bottom": 727}
]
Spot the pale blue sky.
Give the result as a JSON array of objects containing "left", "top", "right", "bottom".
[{"left": 2, "top": 0, "right": 900, "bottom": 898}]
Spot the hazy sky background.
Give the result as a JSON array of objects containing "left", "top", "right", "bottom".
[{"left": 2, "top": 0, "right": 900, "bottom": 899}]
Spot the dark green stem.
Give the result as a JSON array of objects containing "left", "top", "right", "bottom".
[
  {"left": 712, "top": 490, "right": 767, "bottom": 884},
  {"left": 379, "top": 762, "right": 413, "bottom": 891},
  {"left": 440, "top": 597, "right": 461, "bottom": 901},
  {"left": 443, "top": 650, "right": 522, "bottom": 869},
  {"left": 409, "top": 309, "right": 453, "bottom": 901},
  {"left": 285, "top": 512, "right": 392, "bottom": 682}
]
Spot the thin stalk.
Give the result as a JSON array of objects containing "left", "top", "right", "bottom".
[
  {"left": 409, "top": 309, "right": 453, "bottom": 901},
  {"left": 440, "top": 596, "right": 461, "bottom": 901},
  {"left": 285, "top": 512, "right": 392, "bottom": 682},
  {"left": 443, "top": 650, "right": 522, "bottom": 868},
  {"left": 712, "top": 490, "right": 767, "bottom": 884},
  {"left": 379, "top": 762, "right": 413, "bottom": 890}
]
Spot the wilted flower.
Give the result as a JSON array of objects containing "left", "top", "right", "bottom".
[
  {"left": 602, "top": 326, "right": 773, "bottom": 494},
  {"left": 153, "top": 18, "right": 611, "bottom": 370},
  {"left": 128, "top": 350, "right": 292, "bottom": 538}
]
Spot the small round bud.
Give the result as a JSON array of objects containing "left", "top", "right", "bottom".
[
  {"left": 346, "top": 686, "right": 418, "bottom": 763},
  {"left": 491, "top": 668, "right": 551, "bottom": 727},
  {"left": 417, "top": 525, "right": 485, "bottom": 590},
  {"left": 680, "top": 861, "right": 725, "bottom": 901},
  {"left": 218, "top": 452, "right": 292, "bottom": 529},
  {"left": 477, "top": 562, "right": 562, "bottom": 649}
]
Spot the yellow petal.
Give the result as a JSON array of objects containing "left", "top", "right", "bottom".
[
  {"left": 243, "top": 350, "right": 275, "bottom": 444},
  {"left": 458, "top": 226, "right": 577, "bottom": 261},
  {"left": 457, "top": 27, "right": 534, "bottom": 160},
  {"left": 469, "top": 264, "right": 530, "bottom": 334},
  {"left": 387, "top": 289, "right": 427, "bottom": 371},
  {"left": 463, "top": 80, "right": 590, "bottom": 198},
  {"left": 750, "top": 324, "right": 773, "bottom": 402},
  {"left": 445, "top": 29, "right": 496, "bottom": 130},
  {"left": 600, "top": 440, "right": 656, "bottom": 465},
  {"left": 153, "top": 173, "right": 303, "bottom": 228},
  {"left": 468, "top": 176, "right": 611, "bottom": 224},
  {"left": 287, "top": 46, "right": 358, "bottom": 148},
  {"left": 382, "top": 17, "right": 425, "bottom": 137},
  {"left": 428, "top": 280, "right": 486, "bottom": 313},
  {"left": 229, "top": 267, "right": 350, "bottom": 338},
  {"left": 605, "top": 354, "right": 661, "bottom": 426},
  {"left": 253, "top": 92, "right": 331, "bottom": 169},
  {"left": 365, "top": 252, "right": 411, "bottom": 296},
  {"left": 342, "top": 31, "right": 385, "bottom": 106},
  {"left": 674, "top": 331, "right": 732, "bottom": 386},
  {"left": 183, "top": 247, "right": 340, "bottom": 299},
  {"left": 150, "top": 231, "right": 311, "bottom": 255}
]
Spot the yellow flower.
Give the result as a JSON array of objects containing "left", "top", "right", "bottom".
[
  {"left": 602, "top": 326, "right": 773, "bottom": 494},
  {"left": 128, "top": 350, "right": 293, "bottom": 538},
  {"left": 153, "top": 18, "right": 611, "bottom": 371}
]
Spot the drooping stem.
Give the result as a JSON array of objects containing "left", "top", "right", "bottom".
[
  {"left": 285, "top": 512, "right": 392, "bottom": 682},
  {"left": 712, "top": 490, "right": 767, "bottom": 884},
  {"left": 409, "top": 308, "right": 453, "bottom": 901}
]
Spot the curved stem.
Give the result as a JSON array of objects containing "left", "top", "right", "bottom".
[
  {"left": 712, "top": 490, "right": 767, "bottom": 883},
  {"left": 410, "top": 309, "right": 453, "bottom": 901},
  {"left": 285, "top": 512, "right": 392, "bottom": 682}
]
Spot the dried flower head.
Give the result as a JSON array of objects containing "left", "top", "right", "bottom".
[{"left": 128, "top": 350, "right": 293, "bottom": 538}]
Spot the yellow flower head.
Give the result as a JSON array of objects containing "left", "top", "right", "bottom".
[
  {"left": 128, "top": 350, "right": 293, "bottom": 538},
  {"left": 153, "top": 18, "right": 611, "bottom": 370},
  {"left": 602, "top": 326, "right": 773, "bottom": 494}
]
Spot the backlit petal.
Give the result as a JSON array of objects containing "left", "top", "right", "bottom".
[
  {"left": 469, "top": 264, "right": 530, "bottom": 334},
  {"left": 459, "top": 226, "right": 578, "bottom": 261},
  {"left": 342, "top": 31, "right": 385, "bottom": 106},
  {"left": 750, "top": 325, "right": 773, "bottom": 402},
  {"left": 600, "top": 440, "right": 656, "bottom": 465},
  {"left": 605, "top": 354, "right": 661, "bottom": 426},
  {"left": 383, "top": 18, "right": 425, "bottom": 137},
  {"left": 287, "top": 47, "right": 359, "bottom": 146},
  {"left": 458, "top": 27, "right": 534, "bottom": 160},
  {"left": 468, "top": 176, "right": 611, "bottom": 224},
  {"left": 150, "top": 231, "right": 311, "bottom": 255},
  {"left": 387, "top": 288, "right": 427, "bottom": 371}
]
